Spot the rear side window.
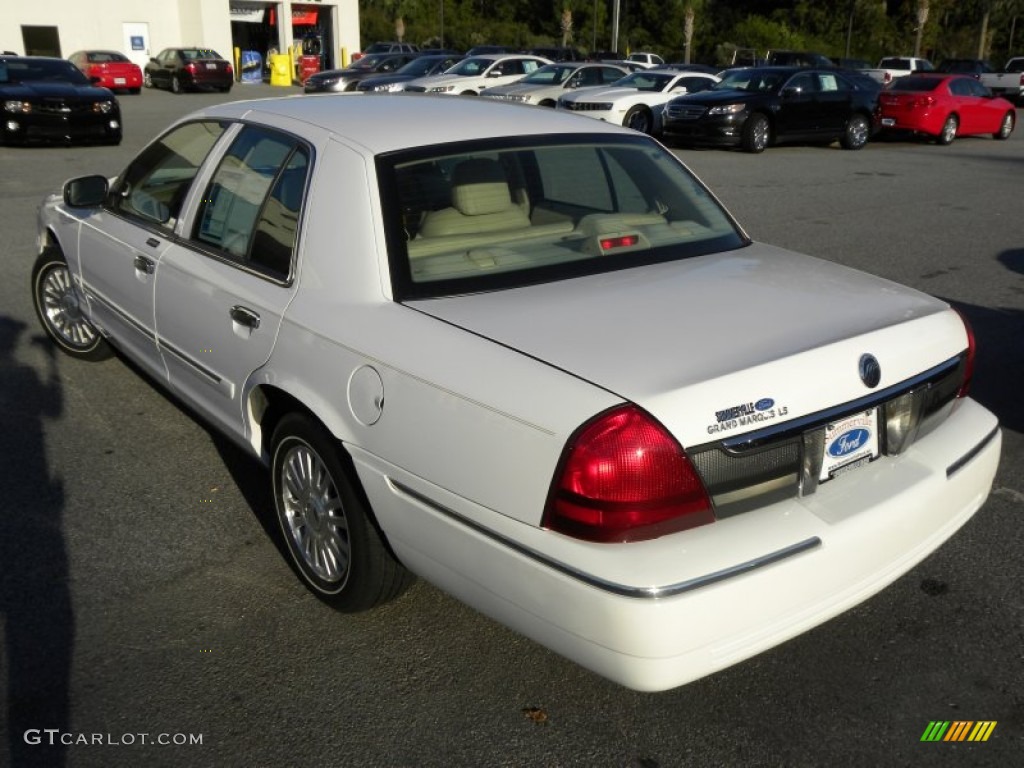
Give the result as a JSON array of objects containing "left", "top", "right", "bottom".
[{"left": 193, "top": 125, "right": 309, "bottom": 280}]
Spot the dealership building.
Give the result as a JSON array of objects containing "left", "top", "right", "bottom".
[{"left": 1, "top": 0, "right": 360, "bottom": 82}]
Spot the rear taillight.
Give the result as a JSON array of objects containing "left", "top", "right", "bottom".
[
  {"left": 953, "top": 308, "right": 976, "bottom": 397},
  {"left": 185, "top": 62, "right": 197, "bottom": 74},
  {"left": 543, "top": 405, "right": 714, "bottom": 543},
  {"left": 226, "top": 63, "right": 233, "bottom": 75}
]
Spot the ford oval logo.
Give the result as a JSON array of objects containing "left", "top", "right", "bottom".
[
  {"left": 859, "top": 354, "right": 881, "bottom": 388},
  {"left": 755, "top": 398, "right": 774, "bottom": 411},
  {"left": 828, "top": 428, "right": 871, "bottom": 457}
]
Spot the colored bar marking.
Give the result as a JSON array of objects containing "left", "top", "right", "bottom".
[
  {"left": 968, "top": 721, "right": 997, "bottom": 742},
  {"left": 921, "top": 721, "right": 950, "bottom": 742},
  {"left": 945, "top": 721, "right": 972, "bottom": 742}
]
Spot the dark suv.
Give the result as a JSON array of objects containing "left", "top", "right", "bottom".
[{"left": 662, "top": 66, "right": 879, "bottom": 153}]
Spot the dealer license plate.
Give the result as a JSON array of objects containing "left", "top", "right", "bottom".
[
  {"left": 819, "top": 409, "right": 879, "bottom": 482},
  {"left": 206, "top": 63, "right": 218, "bottom": 69},
  {"left": 114, "top": 77, "right": 126, "bottom": 85},
  {"left": 881, "top": 118, "right": 896, "bottom": 127}
]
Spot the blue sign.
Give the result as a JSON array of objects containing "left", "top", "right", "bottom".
[{"left": 130, "top": 36, "right": 144, "bottom": 51}]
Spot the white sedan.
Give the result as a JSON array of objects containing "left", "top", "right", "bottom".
[
  {"left": 557, "top": 68, "right": 719, "bottom": 134},
  {"left": 480, "top": 62, "right": 629, "bottom": 107},
  {"left": 402, "top": 53, "right": 550, "bottom": 95},
  {"left": 31, "top": 95, "right": 1000, "bottom": 692}
]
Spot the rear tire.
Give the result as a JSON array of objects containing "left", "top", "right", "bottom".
[
  {"left": 171, "top": 75, "right": 183, "bottom": 94},
  {"left": 994, "top": 111, "right": 1014, "bottom": 140},
  {"left": 937, "top": 114, "right": 958, "bottom": 145},
  {"left": 270, "top": 413, "right": 413, "bottom": 612},
  {"left": 31, "top": 249, "right": 111, "bottom": 361}
]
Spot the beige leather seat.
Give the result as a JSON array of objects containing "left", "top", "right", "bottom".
[{"left": 418, "top": 158, "right": 530, "bottom": 238}]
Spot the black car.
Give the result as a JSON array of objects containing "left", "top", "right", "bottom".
[
  {"left": 144, "top": 48, "right": 233, "bottom": 93},
  {"left": 662, "top": 66, "right": 879, "bottom": 153},
  {"left": 0, "top": 55, "right": 121, "bottom": 145},
  {"left": 303, "top": 52, "right": 422, "bottom": 93},
  {"left": 357, "top": 53, "right": 464, "bottom": 92},
  {"left": 936, "top": 58, "right": 995, "bottom": 78}
]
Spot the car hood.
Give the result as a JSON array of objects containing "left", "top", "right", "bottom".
[
  {"left": 1, "top": 81, "right": 115, "bottom": 101},
  {"left": 562, "top": 85, "right": 641, "bottom": 101},
  {"left": 406, "top": 243, "right": 958, "bottom": 447},
  {"left": 485, "top": 82, "right": 550, "bottom": 96},
  {"left": 673, "top": 88, "right": 765, "bottom": 105}
]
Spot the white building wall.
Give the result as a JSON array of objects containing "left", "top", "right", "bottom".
[{"left": 1, "top": 0, "right": 359, "bottom": 71}]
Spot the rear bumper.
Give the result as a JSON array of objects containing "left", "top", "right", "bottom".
[{"left": 355, "top": 397, "right": 999, "bottom": 691}]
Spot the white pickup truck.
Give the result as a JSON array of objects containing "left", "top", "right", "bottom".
[
  {"left": 865, "top": 56, "right": 934, "bottom": 85},
  {"left": 980, "top": 58, "right": 1024, "bottom": 104}
]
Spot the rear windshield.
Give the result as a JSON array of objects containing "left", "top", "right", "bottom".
[
  {"left": 888, "top": 76, "right": 942, "bottom": 92},
  {"left": 378, "top": 134, "right": 746, "bottom": 299}
]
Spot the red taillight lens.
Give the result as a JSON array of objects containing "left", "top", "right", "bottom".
[
  {"left": 953, "top": 308, "right": 976, "bottom": 397},
  {"left": 226, "top": 64, "right": 233, "bottom": 75},
  {"left": 543, "top": 405, "right": 714, "bottom": 543},
  {"left": 186, "top": 62, "right": 197, "bottom": 73}
]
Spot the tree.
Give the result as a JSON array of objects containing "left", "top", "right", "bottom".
[{"left": 914, "top": 0, "right": 929, "bottom": 57}]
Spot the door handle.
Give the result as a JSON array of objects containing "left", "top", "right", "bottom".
[
  {"left": 229, "top": 305, "right": 261, "bottom": 330},
  {"left": 134, "top": 254, "right": 155, "bottom": 274},
  {"left": 146, "top": 237, "right": 161, "bottom": 248}
]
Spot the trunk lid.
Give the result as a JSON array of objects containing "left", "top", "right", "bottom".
[{"left": 407, "top": 243, "right": 964, "bottom": 448}]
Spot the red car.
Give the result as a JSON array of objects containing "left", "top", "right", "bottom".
[
  {"left": 68, "top": 50, "right": 143, "bottom": 94},
  {"left": 877, "top": 73, "right": 1015, "bottom": 144}
]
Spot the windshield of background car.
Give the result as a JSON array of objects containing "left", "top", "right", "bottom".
[
  {"left": 713, "top": 69, "right": 785, "bottom": 93},
  {"left": 88, "top": 52, "right": 129, "bottom": 63},
  {"left": 0, "top": 59, "right": 90, "bottom": 85},
  {"left": 616, "top": 71, "right": 674, "bottom": 91},
  {"left": 522, "top": 65, "right": 575, "bottom": 85},
  {"left": 888, "top": 76, "right": 942, "bottom": 92},
  {"left": 182, "top": 49, "right": 221, "bottom": 61},
  {"left": 379, "top": 134, "right": 747, "bottom": 300},
  {"left": 449, "top": 57, "right": 493, "bottom": 76}
]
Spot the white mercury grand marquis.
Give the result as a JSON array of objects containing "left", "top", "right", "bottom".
[{"left": 31, "top": 94, "right": 1000, "bottom": 691}]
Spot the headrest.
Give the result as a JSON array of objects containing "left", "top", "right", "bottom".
[{"left": 451, "top": 159, "right": 513, "bottom": 216}]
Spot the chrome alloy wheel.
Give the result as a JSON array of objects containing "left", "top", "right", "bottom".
[
  {"left": 278, "top": 440, "right": 350, "bottom": 585},
  {"left": 38, "top": 263, "right": 99, "bottom": 351}
]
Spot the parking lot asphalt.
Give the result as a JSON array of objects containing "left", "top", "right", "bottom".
[{"left": 1, "top": 84, "right": 1021, "bottom": 767}]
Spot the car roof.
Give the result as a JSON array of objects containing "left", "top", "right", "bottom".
[{"left": 191, "top": 93, "right": 633, "bottom": 155}]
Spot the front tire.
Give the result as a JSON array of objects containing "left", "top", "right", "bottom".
[
  {"left": 741, "top": 113, "right": 770, "bottom": 153},
  {"left": 143, "top": 72, "right": 153, "bottom": 88},
  {"left": 994, "top": 111, "right": 1014, "bottom": 140},
  {"left": 31, "top": 250, "right": 111, "bottom": 361},
  {"left": 840, "top": 113, "right": 870, "bottom": 150},
  {"left": 271, "top": 414, "right": 413, "bottom": 612},
  {"left": 937, "top": 114, "right": 958, "bottom": 145},
  {"left": 624, "top": 104, "right": 654, "bottom": 134}
]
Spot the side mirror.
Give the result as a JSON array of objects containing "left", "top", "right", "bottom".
[
  {"left": 781, "top": 86, "right": 800, "bottom": 98},
  {"left": 63, "top": 175, "right": 109, "bottom": 208},
  {"left": 149, "top": 57, "right": 160, "bottom": 65}
]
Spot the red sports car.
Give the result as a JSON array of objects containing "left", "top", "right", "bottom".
[
  {"left": 68, "top": 50, "right": 143, "bottom": 94},
  {"left": 877, "top": 73, "right": 1015, "bottom": 144}
]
